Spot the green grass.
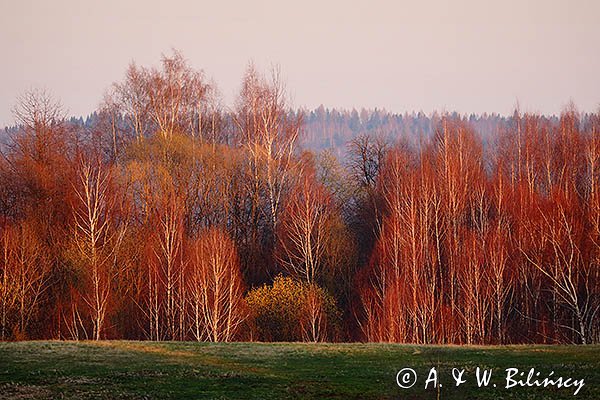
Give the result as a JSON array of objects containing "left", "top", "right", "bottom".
[{"left": 0, "top": 341, "right": 598, "bottom": 399}]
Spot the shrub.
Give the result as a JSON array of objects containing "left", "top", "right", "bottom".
[{"left": 245, "top": 275, "right": 340, "bottom": 342}]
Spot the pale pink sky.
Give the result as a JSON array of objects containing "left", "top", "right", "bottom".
[{"left": 1, "top": 0, "right": 599, "bottom": 127}]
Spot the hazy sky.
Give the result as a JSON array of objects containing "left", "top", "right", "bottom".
[{"left": 1, "top": 0, "right": 599, "bottom": 127}]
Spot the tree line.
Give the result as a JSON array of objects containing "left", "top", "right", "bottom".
[{"left": 0, "top": 51, "right": 598, "bottom": 344}]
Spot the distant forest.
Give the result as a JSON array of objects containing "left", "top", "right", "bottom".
[
  {"left": 0, "top": 51, "right": 599, "bottom": 344},
  {"left": 19, "top": 105, "right": 594, "bottom": 154}
]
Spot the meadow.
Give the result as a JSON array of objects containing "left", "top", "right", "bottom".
[{"left": 0, "top": 341, "right": 598, "bottom": 399}]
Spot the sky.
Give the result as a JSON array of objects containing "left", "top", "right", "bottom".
[{"left": 1, "top": 0, "right": 599, "bottom": 127}]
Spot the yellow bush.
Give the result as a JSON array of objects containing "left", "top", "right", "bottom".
[{"left": 245, "top": 275, "right": 340, "bottom": 342}]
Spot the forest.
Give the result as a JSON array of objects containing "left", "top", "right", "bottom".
[{"left": 0, "top": 51, "right": 599, "bottom": 345}]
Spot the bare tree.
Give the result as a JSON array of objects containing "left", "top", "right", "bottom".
[
  {"left": 278, "top": 168, "right": 332, "bottom": 283},
  {"left": 235, "top": 64, "right": 300, "bottom": 237},
  {"left": 521, "top": 202, "right": 592, "bottom": 344},
  {"left": 0, "top": 222, "right": 50, "bottom": 339},
  {"left": 188, "top": 227, "right": 246, "bottom": 342},
  {"left": 71, "top": 160, "right": 127, "bottom": 340}
]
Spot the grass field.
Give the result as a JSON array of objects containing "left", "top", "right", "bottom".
[{"left": 0, "top": 341, "right": 598, "bottom": 399}]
